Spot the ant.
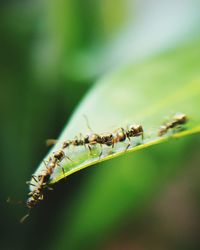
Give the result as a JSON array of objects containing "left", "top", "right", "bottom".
[
  {"left": 158, "top": 112, "right": 187, "bottom": 136},
  {"left": 48, "top": 117, "right": 144, "bottom": 158},
  {"left": 21, "top": 148, "right": 67, "bottom": 223}
]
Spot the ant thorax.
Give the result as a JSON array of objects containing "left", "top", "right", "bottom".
[
  {"left": 86, "top": 133, "right": 101, "bottom": 145},
  {"left": 62, "top": 140, "right": 71, "bottom": 149},
  {"left": 100, "top": 133, "right": 114, "bottom": 146},
  {"left": 53, "top": 150, "right": 65, "bottom": 161},
  {"left": 172, "top": 112, "right": 187, "bottom": 126},
  {"left": 127, "top": 124, "right": 143, "bottom": 137}
]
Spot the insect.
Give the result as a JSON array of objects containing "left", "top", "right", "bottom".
[
  {"left": 91, "top": 124, "right": 144, "bottom": 155},
  {"left": 61, "top": 116, "right": 115, "bottom": 153},
  {"left": 27, "top": 150, "right": 65, "bottom": 205},
  {"left": 61, "top": 124, "right": 144, "bottom": 157},
  {"left": 22, "top": 121, "right": 144, "bottom": 222},
  {"left": 93, "top": 132, "right": 114, "bottom": 158},
  {"left": 158, "top": 112, "right": 187, "bottom": 136},
  {"left": 113, "top": 124, "right": 144, "bottom": 150},
  {"left": 20, "top": 174, "right": 47, "bottom": 223},
  {"left": 62, "top": 133, "right": 101, "bottom": 153},
  {"left": 21, "top": 148, "right": 67, "bottom": 223},
  {"left": 26, "top": 174, "right": 47, "bottom": 209}
]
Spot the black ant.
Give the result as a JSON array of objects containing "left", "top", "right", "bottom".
[
  {"left": 20, "top": 174, "right": 47, "bottom": 223},
  {"left": 21, "top": 148, "right": 67, "bottom": 223},
  {"left": 158, "top": 112, "right": 187, "bottom": 136},
  {"left": 114, "top": 124, "right": 144, "bottom": 150},
  {"left": 48, "top": 117, "right": 144, "bottom": 157},
  {"left": 62, "top": 124, "right": 144, "bottom": 157}
]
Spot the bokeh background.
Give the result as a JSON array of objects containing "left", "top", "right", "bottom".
[{"left": 1, "top": 0, "right": 200, "bottom": 250}]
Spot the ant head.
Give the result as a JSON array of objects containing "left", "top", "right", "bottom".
[
  {"left": 53, "top": 150, "right": 65, "bottom": 160},
  {"left": 174, "top": 112, "right": 187, "bottom": 124},
  {"left": 129, "top": 124, "right": 143, "bottom": 135},
  {"left": 62, "top": 140, "right": 71, "bottom": 148}
]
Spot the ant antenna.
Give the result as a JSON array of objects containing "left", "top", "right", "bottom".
[
  {"left": 83, "top": 114, "right": 93, "bottom": 132},
  {"left": 6, "top": 197, "right": 29, "bottom": 223}
]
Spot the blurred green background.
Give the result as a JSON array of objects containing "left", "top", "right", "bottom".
[{"left": 1, "top": 1, "right": 200, "bottom": 250}]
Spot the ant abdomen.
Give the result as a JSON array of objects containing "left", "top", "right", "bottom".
[
  {"left": 62, "top": 140, "right": 71, "bottom": 149},
  {"left": 84, "top": 133, "right": 99, "bottom": 145},
  {"left": 26, "top": 196, "right": 36, "bottom": 209},
  {"left": 127, "top": 124, "right": 143, "bottom": 137},
  {"left": 115, "top": 128, "right": 126, "bottom": 142}
]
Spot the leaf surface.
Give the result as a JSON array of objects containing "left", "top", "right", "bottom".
[{"left": 32, "top": 38, "right": 200, "bottom": 186}]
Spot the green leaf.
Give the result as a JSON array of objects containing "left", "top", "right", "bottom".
[
  {"left": 37, "top": 36, "right": 200, "bottom": 250},
  {"left": 50, "top": 136, "right": 199, "bottom": 250},
  {"left": 32, "top": 38, "right": 200, "bottom": 186}
]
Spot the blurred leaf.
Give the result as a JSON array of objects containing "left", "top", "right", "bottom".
[
  {"left": 34, "top": 0, "right": 128, "bottom": 82},
  {"left": 35, "top": 0, "right": 200, "bottom": 82}
]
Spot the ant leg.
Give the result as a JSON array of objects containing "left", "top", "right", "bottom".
[
  {"left": 43, "top": 160, "right": 48, "bottom": 166},
  {"left": 79, "top": 133, "right": 86, "bottom": 149},
  {"left": 57, "top": 162, "right": 66, "bottom": 178},
  {"left": 31, "top": 175, "right": 39, "bottom": 183},
  {"left": 99, "top": 151, "right": 103, "bottom": 159},
  {"left": 125, "top": 143, "right": 131, "bottom": 152},
  {"left": 98, "top": 144, "right": 103, "bottom": 159},
  {"left": 87, "top": 145, "right": 92, "bottom": 155},
  {"left": 26, "top": 181, "right": 37, "bottom": 187},
  {"left": 79, "top": 133, "right": 83, "bottom": 140},
  {"left": 124, "top": 134, "right": 131, "bottom": 151},
  {"left": 46, "top": 139, "right": 57, "bottom": 147},
  {"left": 43, "top": 160, "right": 50, "bottom": 171},
  {"left": 64, "top": 154, "right": 73, "bottom": 162},
  {"left": 20, "top": 211, "right": 30, "bottom": 224},
  {"left": 61, "top": 149, "right": 72, "bottom": 162},
  {"left": 139, "top": 132, "right": 144, "bottom": 145}
]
